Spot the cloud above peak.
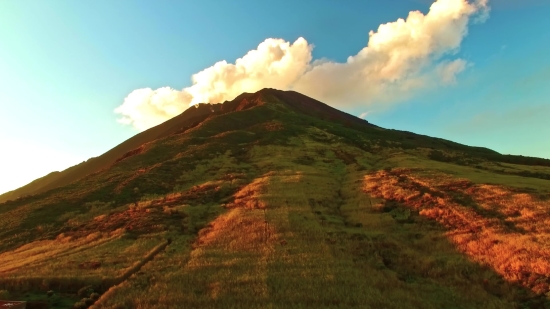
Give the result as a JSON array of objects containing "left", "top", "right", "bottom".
[
  {"left": 293, "top": 0, "right": 488, "bottom": 106},
  {"left": 115, "top": 0, "right": 490, "bottom": 131},
  {"left": 186, "top": 37, "right": 312, "bottom": 106}
]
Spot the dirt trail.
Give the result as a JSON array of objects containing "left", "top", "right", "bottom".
[{"left": 90, "top": 239, "right": 170, "bottom": 308}]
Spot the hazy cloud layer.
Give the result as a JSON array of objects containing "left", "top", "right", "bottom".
[{"left": 116, "top": 0, "right": 489, "bottom": 130}]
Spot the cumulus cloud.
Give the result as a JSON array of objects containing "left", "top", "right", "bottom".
[
  {"left": 115, "top": 87, "right": 191, "bottom": 130},
  {"left": 436, "top": 59, "right": 469, "bottom": 84},
  {"left": 186, "top": 38, "right": 312, "bottom": 105},
  {"left": 115, "top": 0, "right": 490, "bottom": 131},
  {"left": 293, "top": 0, "right": 488, "bottom": 106},
  {"left": 115, "top": 38, "right": 311, "bottom": 130}
]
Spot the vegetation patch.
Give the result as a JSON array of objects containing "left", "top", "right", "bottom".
[
  {"left": 2, "top": 90, "right": 550, "bottom": 308},
  {"left": 364, "top": 168, "right": 550, "bottom": 298}
]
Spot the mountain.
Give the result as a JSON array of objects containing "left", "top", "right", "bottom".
[
  {"left": 1, "top": 89, "right": 550, "bottom": 309},
  {"left": 0, "top": 89, "right": 377, "bottom": 203}
]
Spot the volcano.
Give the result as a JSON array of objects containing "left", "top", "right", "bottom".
[{"left": 1, "top": 89, "right": 550, "bottom": 308}]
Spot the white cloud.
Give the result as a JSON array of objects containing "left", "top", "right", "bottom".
[
  {"left": 115, "top": 38, "right": 312, "bottom": 130},
  {"left": 293, "top": 0, "right": 488, "bottom": 106},
  {"left": 186, "top": 38, "right": 312, "bottom": 105},
  {"left": 436, "top": 59, "right": 469, "bottom": 84},
  {"left": 115, "top": 87, "right": 191, "bottom": 130},
  {"left": 358, "top": 111, "right": 371, "bottom": 119},
  {"left": 115, "top": 0, "right": 490, "bottom": 131}
]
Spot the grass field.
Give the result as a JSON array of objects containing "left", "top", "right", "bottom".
[
  {"left": 1, "top": 235, "right": 162, "bottom": 279},
  {"left": 1, "top": 90, "right": 549, "bottom": 308},
  {"left": 89, "top": 137, "right": 549, "bottom": 308}
]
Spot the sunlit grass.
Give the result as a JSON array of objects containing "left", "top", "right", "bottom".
[
  {"left": 0, "top": 233, "right": 120, "bottom": 274},
  {"left": 364, "top": 168, "right": 550, "bottom": 296},
  {"left": 3, "top": 236, "right": 161, "bottom": 278},
  {"left": 91, "top": 137, "right": 535, "bottom": 308},
  {"left": 387, "top": 151, "right": 550, "bottom": 191}
]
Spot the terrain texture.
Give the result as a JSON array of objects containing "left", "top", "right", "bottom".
[{"left": 1, "top": 89, "right": 550, "bottom": 308}]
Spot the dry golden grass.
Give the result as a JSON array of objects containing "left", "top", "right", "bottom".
[
  {"left": 364, "top": 168, "right": 550, "bottom": 295},
  {"left": 0, "top": 234, "right": 118, "bottom": 274},
  {"left": 91, "top": 139, "right": 529, "bottom": 308},
  {"left": 0, "top": 232, "right": 163, "bottom": 283},
  {"left": 92, "top": 177, "right": 275, "bottom": 309}
]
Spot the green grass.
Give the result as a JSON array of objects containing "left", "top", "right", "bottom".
[
  {"left": 89, "top": 137, "right": 546, "bottom": 308},
  {"left": 2, "top": 236, "right": 161, "bottom": 279},
  {"left": 386, "top": 151, "right": 550, "bottom": 192},
  {"left": 8, "top": 291, "right": 80, "bottom": 309},
  {"left": 1, "top": 91, "right": 549, "bottom": 308}
]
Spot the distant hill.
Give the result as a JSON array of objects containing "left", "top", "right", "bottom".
[{"left": 1, "top": 89, "right": 550, "bottom": 308}]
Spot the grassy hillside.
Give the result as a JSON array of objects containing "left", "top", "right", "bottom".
[
  {"left": 1, "top": 89, "right": 549, "bottom": 308},
  {"left": 0, "top": 100, "right": 235, "bottom": 203}
]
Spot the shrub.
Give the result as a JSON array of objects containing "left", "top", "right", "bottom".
[
  {"left": 390, "top": 208, "right": 411, "bottom": 223},
  {"left": 0, "top": 290, "right": 10, "bottom": 299},
  {"left": 83, "top": 297, "right": 94, "bottom": 306},
  {"left": 73, "top": 301, "right": 87, "bottom": 309},
  {"left": 77, "top": 285, "right": 94, "bottom": 298},
  {"left": 48, "top": 294, "right": 62, "bottom": 306}
]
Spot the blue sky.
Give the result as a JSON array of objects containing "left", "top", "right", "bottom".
[{"left": 0, "top": 0, "right": 549, "bottom": 194}]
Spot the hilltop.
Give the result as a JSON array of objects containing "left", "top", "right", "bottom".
[{"left": 1, "top": 89, "right": 550, "bottom": 308}]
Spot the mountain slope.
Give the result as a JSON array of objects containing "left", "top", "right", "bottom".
[
  {"left": 0, "top": 88, "right": 378, "bottom": 203},
  {"left": 2, "top": 88, "right": 548, "bottom": 204},
  {"left": 0, "top": 103, "right": 224, "bottom": 203},
  {"left": 1, "top": 89, "right": 550, "bottom": 308}
]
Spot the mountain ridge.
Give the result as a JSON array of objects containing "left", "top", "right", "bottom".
[
  {"left": 0, "top": 88, "right": 376, "bottom": 202},
  {"left": 1, "top": 89, "right": 550, "bottom": 308},
  {"left": 3, "top": 88, "right": 548, "bottom": 203}
]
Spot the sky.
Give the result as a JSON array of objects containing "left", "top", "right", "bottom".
[{"left": 0, "top": 0, "right": 549, "bottom": 195}]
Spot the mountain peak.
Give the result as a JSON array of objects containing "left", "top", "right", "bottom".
[
  {"left": 219, "top": 88, "right": 374, "bottom": 130},
  {"left": 0, "top": 89, "right": 368, "bottom": 202}
]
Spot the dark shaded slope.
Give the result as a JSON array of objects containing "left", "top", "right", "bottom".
[
  {"left": 0, "top": 171, "right": 66, "bottom": 203},
  {"left": 0, "top": 91, "right": 271, "bottom": 203},
  {"left": 266, "top": 88, "right": 375, "bottom": 128},
  {"left": 266, "top": 88, "right": 550, "bottom": 166}
]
